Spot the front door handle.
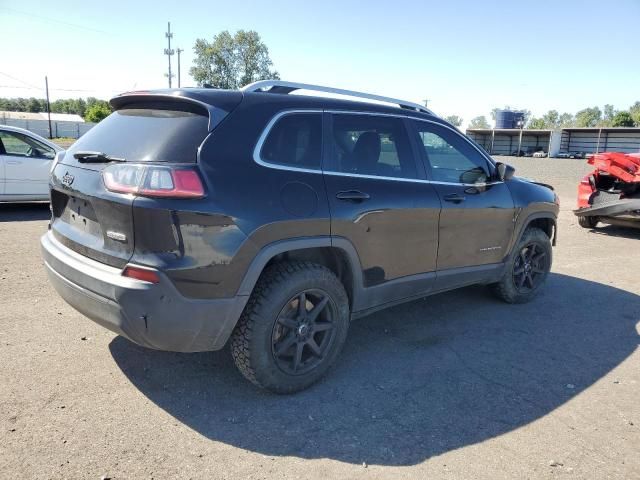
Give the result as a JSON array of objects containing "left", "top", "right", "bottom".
[
  {"left": 7, "top": 160, "right": 21, "bottom": 165},
  {"left": 336, "top": 190, "right": 370, "bottom": 202},
  {"left": 443, "top": 193, "right": 466, "bottom": 203}
]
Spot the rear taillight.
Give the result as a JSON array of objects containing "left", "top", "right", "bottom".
[
  {"left": 122, "top": 265, "right": 160, "bottom": 283},
  {"left": 102, "top": 164, "right": 205, "bottom": 198}
]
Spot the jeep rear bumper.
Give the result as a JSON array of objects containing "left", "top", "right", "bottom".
[{"left": 41, "top": 231, "right": 248, "bottom": 352}]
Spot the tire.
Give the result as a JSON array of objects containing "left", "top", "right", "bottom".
[
  {"left": 491, "top": 227, "right": 552, "bottom": 304},
  {"left": 230, "top": 261, "right": 350, "bottom": 394},
  {"left": 578, "top": 215, "right": 598, "bottom": 229}
]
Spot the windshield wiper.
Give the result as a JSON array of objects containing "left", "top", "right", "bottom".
[{"left": 73, "top": 151, "right": 125, "bottom": 163}]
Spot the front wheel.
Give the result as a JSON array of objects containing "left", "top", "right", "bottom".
[
  {"left": 491, "top": 227, "right": 552, "bottom": 304},
  {"left": 230, "top": 261, "right": 350, "bottom": 394}
]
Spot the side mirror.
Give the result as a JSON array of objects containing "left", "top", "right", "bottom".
[{"left": 496, "top": 162, "right": 515, "bottom": 181}]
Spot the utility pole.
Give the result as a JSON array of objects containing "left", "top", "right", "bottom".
[
  {"left": 44, "top": 76, "right": 52, "bottom": 139},
  {"left": 164, "top": 22, "right": 175, "bottom": 88},
  {"left": 176, "top": 48, "right": 183, "bottom": 88}
]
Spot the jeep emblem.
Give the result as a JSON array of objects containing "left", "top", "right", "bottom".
[{"left": 61, "top": 172, "right": 75, "bottom": 187}]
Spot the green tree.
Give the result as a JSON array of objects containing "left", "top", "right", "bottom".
[
  {"left": 27, "top": 97, "right": 43, "bottom": 113},
  {"left": 469, "top": 116, "right": 490, "bottom": 129},
  {"left": 444, "top": 115, "right": 463, "bottom": 127},
  {"left": 558, "top": 112, "right": 575, "bottom": 128},
  {"left": 629, "top": 101, "right": 640, "bottom": 126},
  {"left": 528, "top": 117, "right": 546, "bottom": 129},
  {"left": 542, "top": 110, "right": 559, "bottom": 128},
  {"left": 601, "top": 104, "right": 616, "bottom": 126},
  {"left": 611, "top": 111, "right": 634, "bottom": 127},
  {"left": 575, "top": 107, "right": 602, "bottom": 127},
  {"left": 190, "top": 30, "right": 279, "bottom": 88},
  {"left": 84, "top": 102, "right": 112, "bottom": 123}
]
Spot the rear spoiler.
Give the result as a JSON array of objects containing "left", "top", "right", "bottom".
[{"left": 110, "top": 90, "right": 243, "bottom": 132}]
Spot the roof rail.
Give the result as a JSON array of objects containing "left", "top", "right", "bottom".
[{"left": 241, "top": 80, "right": 433, "bottom": 114}]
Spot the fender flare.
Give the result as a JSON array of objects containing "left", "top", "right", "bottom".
[
  {"left": 236, "top": 236, "right": 365, "bottom": 300},
  {"left": 512, "top": 212, "right": 558, "bottom": 251}
]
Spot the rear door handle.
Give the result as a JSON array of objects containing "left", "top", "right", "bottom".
[
  {"left": 7, "top": 160, "right": 21, "bottom": 165},
  {"left": 443, "top": 193, "right": 466, "bottom": 203},
  {"left": 336, "top": 190, "right": 370, "bottom": 202}
]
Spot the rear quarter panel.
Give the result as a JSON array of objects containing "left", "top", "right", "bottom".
[{"left": 136, "top": 98, "right": 331, "bottom": 299}]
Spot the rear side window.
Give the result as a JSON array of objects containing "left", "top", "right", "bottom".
[
  {"left": 260, "top": 113, "right": 322, "bottom": 170},
  {"left": 329, "top": 114, "right": 417, "bottom": 179},
  {"left": 65, "top": 107, "right": 210, "bottom": 164}
]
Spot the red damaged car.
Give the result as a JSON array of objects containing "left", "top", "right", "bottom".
[{"left": 575, "top": 152, "right": 640, "bottom": 229}]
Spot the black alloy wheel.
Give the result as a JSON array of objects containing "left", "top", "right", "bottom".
[
  {"left": 271, "top": 289, "right": 336, "bottom": 375},
  {"left": 512, "top": 242, "right": 548, "bottom": 293}
]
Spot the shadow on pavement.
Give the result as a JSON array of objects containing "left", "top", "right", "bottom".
[
  {"left": 0, "top": 203, "right": 50, "bottom": 222},
  {"left": 110, "top": 273, "right": 639, "bottom": 466},
  {"left": 590, "top": 224, "right": 640, "bottom": 239}
]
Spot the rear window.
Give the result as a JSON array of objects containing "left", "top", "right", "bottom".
[{"left": 66, "top": 107, "right": 210, "bottom": 163}]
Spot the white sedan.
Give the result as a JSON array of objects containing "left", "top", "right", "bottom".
[{"left": 0, "top": 125, "right": 64, "bottom": 202}]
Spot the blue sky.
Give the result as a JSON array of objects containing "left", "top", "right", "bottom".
[{"left": 1, "top": 0, "right": 639, "bottom": 127}]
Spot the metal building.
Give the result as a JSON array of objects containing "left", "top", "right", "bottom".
[
  {"left": 467, "top": 127, "right": 640, "bottom": 157},
  {"left": 560, "top": 127, "right": 640, "bottom": 154},
  {"left": 466, "top": 128, "right": 555, "bottom": 156}
]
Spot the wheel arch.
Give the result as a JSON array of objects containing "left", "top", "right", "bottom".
[
  {"left": 236, "top": 237, "right": 364, "bottom": 310},
  {"left": 515, "top": 212, "right": 557, "bottom": 249}
]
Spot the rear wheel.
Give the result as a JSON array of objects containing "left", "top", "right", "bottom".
[
  {"left": 492, "top": 227, "right": 552, "bottom": 304},
  {"left": 578, "top": 215, "right": 598, "bottom": 229},
  {"left": 230, "top": 261, "right": 350, "bottom": 393}
]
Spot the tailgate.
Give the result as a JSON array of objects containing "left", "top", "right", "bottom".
[
  {"left": 48, "top": 93, "right": 241, "bottom": 268},
  {"left": 50, "top": 163, "right": 136, "bottom": 268}
]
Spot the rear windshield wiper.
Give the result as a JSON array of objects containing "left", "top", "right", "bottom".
[{"left": 73, "top": 151, "right": 125, "bottom": 163}]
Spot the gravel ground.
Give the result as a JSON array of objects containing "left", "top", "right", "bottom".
[{"left": 1, "top": 157, "right": 638, "bottom": 479}]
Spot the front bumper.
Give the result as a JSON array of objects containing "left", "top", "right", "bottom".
[{"left": 41, "top": 231, "right": 248, "bottom": 352}]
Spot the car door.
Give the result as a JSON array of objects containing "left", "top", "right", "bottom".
[
  {"left": 409, "top": 119, "right": 515, "bottom": 287},
  {"left": 323, "top": 112, "right": 441, "bottom": 310},
  {"left": 0, "top": 130, "right": 55, "bottom": 197}
]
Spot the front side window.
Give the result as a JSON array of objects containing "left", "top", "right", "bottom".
[
  {"left": 0, "top": 131, "right": 55, "bottom": 159},
  {"left": 414, "top": 121, "right": 490, "bottom": 184},
  {"left": 330, "top": 114, "right": 417, "bottom": 179},
  {"left": 260, "top": 113, "right": 322, "bottom": 170}
]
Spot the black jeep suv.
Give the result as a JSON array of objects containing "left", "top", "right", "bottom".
[{"left": 41, "top": 81, "right": 559, "bottom": 393}]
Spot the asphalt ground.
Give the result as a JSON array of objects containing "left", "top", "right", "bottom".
[{"left": 1, "top": 156, "right": 638, "bottom": 479}]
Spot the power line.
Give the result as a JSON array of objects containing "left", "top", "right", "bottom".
[
  {"left": 0, "top": 6, "right": 109, "bottom": 34},
  {"left": 0, "top": 71, "right": 41, "bottom": 90}
]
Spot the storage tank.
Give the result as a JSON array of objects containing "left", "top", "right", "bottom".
[{"left": 495, "top": 110, "right": 525, "bottom": 129}]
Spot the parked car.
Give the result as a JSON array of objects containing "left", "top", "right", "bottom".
[
  {"left": 533, "top": 151, "right": 548, "bottom": 158},
  {"left": 0, "top": 125, "right": 64, "bottom": 202},
  {"left": 556, "top": 151, "right": 585, "bottom": 159},
  {"left": 575, "top": 152, "right": 640, "bottom": 229},
  {"left": 41, "top": 81, "right": 559, "bottom": 393}
]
